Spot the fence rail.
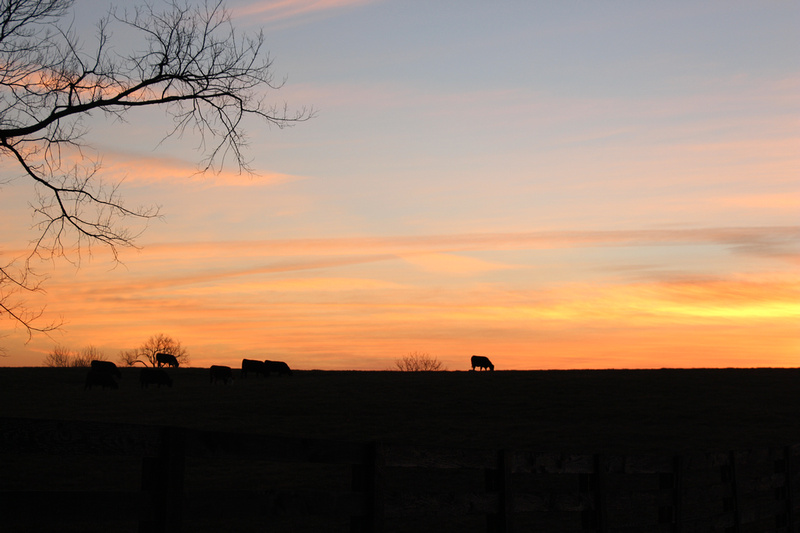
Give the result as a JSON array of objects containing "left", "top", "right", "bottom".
[{"left": 2, "top": 416, "right": 800, "bottom": 532}]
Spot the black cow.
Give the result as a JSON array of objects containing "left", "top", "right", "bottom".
[
  {"left": 156, "top": 352, "right": 179, "bottom": 368},
  {"left": 91, "top": 360, "right": 122, "bottom": 379},
  {"left": 264, "top": 360, "right": 292, "bottom": 376},
  {"left": 210, "top": 365, "right": 233, "bottom": 385},
  {"left": 470, "top": 355, "right": 494, "bottom": 371},
  {"left": 84, "top": 369, "right": 119, "bottom": 390},
  {"left": 140, "top": 368, "right": 173, "bottom": 388},
  {"left": 241, "top": 358, "right": 266, "bottom": 378}
]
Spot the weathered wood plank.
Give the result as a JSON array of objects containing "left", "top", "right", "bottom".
[
  {"left": 185, "top": 489, "right": 366, "bottom": 517},
  {"left": 511, "top": 451, "right": 595, "bottom": 474},
  {"left": 383, "top": 490, "right": 499, "bottom": 517},
  {"left": 183, "top": 428, "right": 368, "bottom": 464},
  {"left": 0, "top": 490, "right": 154, "bottom": 523},
  {"left": 382, "top": 443, "right": 496, "bottom": 469},
  {"left": 0, "top": 417, "right": 161, "bottom": 456}
]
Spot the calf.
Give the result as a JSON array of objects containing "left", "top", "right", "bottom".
[
  {"left": 156, "top": 352, "right": 179, "bottom": 368},
  {"left": 84, "top": 369, "right": 119, "bottom": 390},
  {"left": 140, "top": 368, "right": 173, "bottom": 388},
  {"left": 91, "top": 360, "right": 122, "bottom": 379},
  {"left": 470, "top": 355, "right": 494, "bottom": 371},
  {"left": 210, "top": 365, "right": 233, "bottom": 385},
  {"left": 264, "top": 360, "right": 292, "bottom": 376},
  {"left": 241, "top": 358, "right": 266, "bottom": 378}
]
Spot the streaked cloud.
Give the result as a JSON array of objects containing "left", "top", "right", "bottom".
[
  {"left": 234, "top": 0, "right": 376, "bottom": 24},
  {"left": 137, "top": 226, "right": 799, "bottom": 262},
  {"left": 400, "top": 253, "right": 518, "bottom": 276},
  {"left": 96, "top": 149, "right": 304, "bottom": 188}
]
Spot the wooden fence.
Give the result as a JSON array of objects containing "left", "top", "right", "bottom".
[{"left": 2, "top": 417, "right": 800, "bottom": 532}]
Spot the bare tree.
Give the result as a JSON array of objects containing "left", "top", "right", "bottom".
[
  {"left": 0, "top": 0, "right": 311, "bottom": 336},
  {"left": 119, "top": 333, "right": 188, "bottom": 367},
  {"left": 43, "top": 344, "right": 73, "bottom": 367},
  {"left": 394, "top": 352, "right": 446, "bottom": 372},
  {"left": 43, "top": 343, "right": 104, "bottom": 366},
  {"left": 118, "top": 348, "right": 142, "bottom": 367},
  {"left": 75, "top": 344, "right": 105, "bottom": 366}
]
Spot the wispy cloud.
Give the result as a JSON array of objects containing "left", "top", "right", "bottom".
[
  {"left": 138, "top": 226, "right": 800, "bottom": 263},
  {"left": 233, "top": 0, "right": 376, "bottom": 24},
  {"left": 95, "top": 149, "right": 304, "bottom": 188}
]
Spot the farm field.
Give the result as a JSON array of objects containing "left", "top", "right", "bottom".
[
  {"left": 4, "top": 367, "right": 800, "bottom": 532},
  {"left": 2, "top": 366, "right": 800, "bottom": 454}
]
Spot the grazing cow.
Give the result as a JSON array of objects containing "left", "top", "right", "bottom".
[
  {"left": 140, "top": 368, "right": 173, "bottom": 388},
  {"left": 84, "top": 369, "right": 119, "bottom": 390},
  {"left": 91, "top": 360, "right": 122, "bottom": 379},
  {"left": 264, "top": 360, "right": 292, "bottom": 376},
  {"left": 156, "top": 352, "right": 179, "bottom": 368},
  {"left": 210, "top": 365, "right": 234, "bottom": 385},
  {"left": 241, "top": 358, "right": 266, "bottom": 378},
  {"left": 471, "top": 355, "right": 494, "bottom": 371}
]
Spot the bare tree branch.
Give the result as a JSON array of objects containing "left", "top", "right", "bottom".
[{"left": 0, "top": 0, "right": 311, "bottom": 335}]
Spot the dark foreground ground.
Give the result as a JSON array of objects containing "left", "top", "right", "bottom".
[
  {"left": 2, "top": 366, "right": 800, "bottom": 453},
  {"left": 3, "top": 367, "right": 800, "bottom": 532}
]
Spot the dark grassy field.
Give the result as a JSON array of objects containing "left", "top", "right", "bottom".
[
  {"left": 4, "top": 367, "right": 800, "bottom": 532},
  {"left": 3, "top": 366, "right": 800, "bottom": 454}
]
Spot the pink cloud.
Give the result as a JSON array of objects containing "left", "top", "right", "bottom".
[
  {"left": 95, "top": 150, "right": 303, "bottom": 188},
  {"left": 233, "top": 0, "right": 376, "bottom": 24}
]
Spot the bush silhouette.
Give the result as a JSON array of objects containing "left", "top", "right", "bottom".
[{"left": 394, "top": 352, "right": 445, "bottom": 371}]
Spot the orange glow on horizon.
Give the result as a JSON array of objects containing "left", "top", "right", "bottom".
[{"left": 6, "top": 256, "right": 796, "bottom": 370}]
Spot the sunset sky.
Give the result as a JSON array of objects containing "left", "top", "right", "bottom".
[{"left": 1, "top": 1, "right": 798, "bottom": 370}]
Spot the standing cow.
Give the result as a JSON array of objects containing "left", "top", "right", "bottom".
[
  {"left": 91, "top": 360, "right": 122, "bottom": 379},
  {"left": 241, "top": 358, "right": 266, "bottom": 378},
  {"left": 84, "top": 369, "right": 119, "bottom": 390},
  {"left": 471, "top": 355, "right": 494, "bottom": 371},
  {"left": 210, "top": 365, "right": 234, "bottom": 385},
  {"left": 140, "top": 368, "right": 173, "bottom": 388},
  {"left": 156, "top": 352, "right": 179, "bottom": 368},
  {"left": 264, "top": 360, "right": 292, "bottom": 376}
]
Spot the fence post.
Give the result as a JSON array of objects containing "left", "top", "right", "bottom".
[
  {"left": 670, "top": 455, "right": 683, "bottom": 532},
  {"left": 484, "top": 449, "right": 514, "bottom": 533},
  {"left": 139, "top": 426, "right": 186, "bottom": 533},
  {"left": 591, "top": 453, "right": 607, "bottom": 533},
  {"left": 784, "top": 446, "right": 795, "bottom": 531},
  {"left": 351, "top": 441, "right": 384, "bottom": 533},
  {"left": 727, "top": 451, "right": 740, "bottom": 533}
]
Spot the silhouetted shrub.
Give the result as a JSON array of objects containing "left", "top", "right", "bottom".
[{"left": 394, "top": 352, "right": 446, "bottom": 371}]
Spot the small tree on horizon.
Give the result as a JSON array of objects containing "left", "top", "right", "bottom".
[
  {"left": 43, "top": 344, "right": 106, "bottom": 367},
  {"left": 394, "top": 352, "right": 446, "bottom": 372},
  {"left": 119, "top": 333, "right": 189, "bottom": 367},
  {"left": 43, "top": 345, "right": 73, "bottom": 367}
]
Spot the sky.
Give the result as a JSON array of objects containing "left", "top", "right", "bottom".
[{"left": 1, "top": 0, "right": 798, "bottom": 370}]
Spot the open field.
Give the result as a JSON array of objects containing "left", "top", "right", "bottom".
[
  {"left": 4, "top": 367, "right": 800, "bottom": 532},
  {"left": 3, "top": 366, "right": 800, "bottom": 454}
]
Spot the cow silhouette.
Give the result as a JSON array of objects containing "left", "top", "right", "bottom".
[
  {"left": 264, "top": 360, "right": 292, "bottom": 376},
  {"left": 90, "top": 360, "right": 122, "bottom": 379},
  {"left": 241, "top": 358, "right": 266, "bottom": 378},
  {"left": 470, "top": 355, "right": 494, "bottom": 371},
  {"left": 156, "top": 352, "right": 179, "bottom": 368},
  {"left": 84, "top": 369, "right": 119, "bottom": 390},
  {"left": 140, "top": 368, "right": 173, "bottom": 388},
  {"left": 210, "top": 365, "right": 233, "bottom": 385}
]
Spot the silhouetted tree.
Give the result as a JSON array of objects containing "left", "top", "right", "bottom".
[
  {"left": 394, "top": 352, "right": 446, "bottom": 372},
  {"left": 43, "top": 344, "right": 105, "bottom": 367},
  {"left": 0, "top": 0, "right": 311, "bottom": 337},
  {"left": 119, "top": 333, "right": 188, "bottom": 367},
  {"left": 43, "top": 345, "right": 73, "bottom": 367}
]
